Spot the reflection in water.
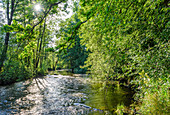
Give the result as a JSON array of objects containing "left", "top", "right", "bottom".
[
  {"left": 0, "top": 72, "right": 134, "bottom": 115},
  {"left": 85, "top": 82, "right": 134, "bottom": 114}
]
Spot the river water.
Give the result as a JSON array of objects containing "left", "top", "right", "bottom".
[{"left": 0, "top": 71, "right": 134, "bottom": 115}]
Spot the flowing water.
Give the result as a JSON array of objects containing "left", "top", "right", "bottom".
[{"left": 0, "top": 71, "right": 134, "bottom": 115}]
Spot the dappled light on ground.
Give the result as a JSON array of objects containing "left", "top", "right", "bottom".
[{"left": 0, "top": 72, "right": 134, "bottom": 114}]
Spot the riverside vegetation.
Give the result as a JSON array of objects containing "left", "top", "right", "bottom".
[{"left": 0, "top": 0, "right": 169, "bottom": 114}]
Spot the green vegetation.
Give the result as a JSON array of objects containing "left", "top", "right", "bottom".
[
  {"left": 0, "top": 0, "right": 72, "bottom": 84},
  {"left": 0, "top": 0, "right": 169, "bottom": 114},
  {"left": 55, "top": 14, "right": 88, "bottom": 73}
]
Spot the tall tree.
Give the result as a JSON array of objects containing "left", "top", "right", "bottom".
[
  {"left": 0, "top": 0, "right": 16, "bottom": 72},
  {"left": 76, "top": 0, "right": 169, "bottom": 114},
  {"left": 0, "top": 0, "right": 69, "bottom": 72},
  {"left": 55, "top": 14, "right": 88, "bottom": 73},
  {"left": 0, "top": 0, "right": 76, "bottom": 84}
]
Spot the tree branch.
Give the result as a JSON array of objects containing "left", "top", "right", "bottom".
[
  {"left": 31, "top": 0, "right": 65, "bottom": 33},
  {"left": 10, "top": 0, "right": 15, "bottom": 23},
  {"left": 7, "top": 0, "right": 10, "bottom": 24},
  {"left": 13, "top": 0, "right": 19, "bottom": 12},
  {"left": 56, "top": 19, "right": 89, "bottom": 52},
  {"left": 17, "top": 0, "right": 65, "bottom": 50}
]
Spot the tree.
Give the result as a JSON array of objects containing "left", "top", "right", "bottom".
[
  {"left": 0, "top": 0, "right": 69, "bottom": 72},
  {"left": 0, "top": 0, "right": 75, "bottom": 84},
  {"left": 56, "top": 14, "right": 88, "bottom": 73},
  {"left": 76, "top": 0, "right": 169, "bottom": 114}
]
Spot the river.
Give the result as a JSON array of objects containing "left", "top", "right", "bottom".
[{"left": 0, "top": 71, "right": 134, "bottom": 115}]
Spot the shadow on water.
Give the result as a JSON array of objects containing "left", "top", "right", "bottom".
[{"left": 0, "top": 70, "right": 134, "bottom": 115}]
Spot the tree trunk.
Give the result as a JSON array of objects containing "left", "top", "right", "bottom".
[
  {"left": 0, "top": 0, "right": 16, "bottom": 72},
  {"left": 0, "top": 32, "right": 10, "bottom": 72},
  {"left": 35, "top": 18, "right": 46, "bottom": 74},
  {"left": 54, "top": 56, "right": 59, "bottom": 70},
  {"left": 71, "top": 68, "right": 74, "bottom": 73}
]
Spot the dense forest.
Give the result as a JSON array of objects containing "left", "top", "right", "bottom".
[{"left": 0, "top": 0, "right": 169, "bottom": 114}]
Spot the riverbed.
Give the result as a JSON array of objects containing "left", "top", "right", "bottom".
[{"left": 0, "top": 71, "right": 134, "bottom": 114}]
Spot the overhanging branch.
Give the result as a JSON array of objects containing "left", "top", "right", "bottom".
[
  {"left": 56, "top": 19, "right": 89, "bottom": 53},
  {"left": 31, "top": 0, "right": 65, "bottom": 33}
]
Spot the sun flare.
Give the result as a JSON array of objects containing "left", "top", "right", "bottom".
[{"left": 34, "top": 4, "right": 41, "bottom": 11}]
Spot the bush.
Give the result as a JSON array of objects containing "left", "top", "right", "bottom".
[
  {"left": 0, "top": 60, "right": 32, "bottom": 85},
  {"left": 133, "top": 70, "right": 169, "bottom": 114}
]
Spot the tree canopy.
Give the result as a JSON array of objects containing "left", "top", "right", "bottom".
[{"left": 0, "top": 0, "right": 169, "bottom": 114}]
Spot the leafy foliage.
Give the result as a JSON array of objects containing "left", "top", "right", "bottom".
[
  {"left": 0, "top": 0, "right": 169, "bottom": 114},
  {"left": 55, "top": 14, "right": 88, "bottom": 73},
  {"left": 0, "top": 0, "right": 75, "bottom": 84},
  {"left": 77, "top": 0, "right": 169, "bottom": 114}
]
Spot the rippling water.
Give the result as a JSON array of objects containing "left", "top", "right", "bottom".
[{"left": 0, "top": 71, "right": 134, "bottom": 115}]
